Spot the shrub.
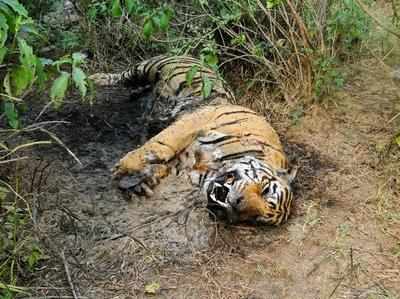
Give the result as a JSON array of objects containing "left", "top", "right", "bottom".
[
  {"left": 78, "top": 0, "right": 371, "bottom": 103},
  {"left": 0, "top": 0, "right": 90, "bottom": 129}
]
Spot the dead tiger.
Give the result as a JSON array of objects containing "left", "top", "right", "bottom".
[{"left": 89, "top": 55, "right": 296, "bottom": 225}]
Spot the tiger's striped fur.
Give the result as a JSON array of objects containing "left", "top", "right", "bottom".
[
  {"left": 89, "top": 55, "right": 235, "bottom": 122},
  {"left": 90, "top": 55, "right": 296, "bottom": 225}
]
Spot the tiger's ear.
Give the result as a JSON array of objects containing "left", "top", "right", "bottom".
[{"left": 276, "top": 166, "right": 298, "bottom": 184}]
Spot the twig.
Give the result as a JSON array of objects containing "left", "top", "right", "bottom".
[
  {"left": 329, "top": 270, "right": 347, "bottom": 298},
  {"left": 0, "top": 156, "right": 29, "bottom": 164},
  {"left": 109, "top": 233, "right": 148, "bottom": 250},
  {"left": 39, "top": 128, "right": 82, "bottom": 166},
  {"left": 0, "top": 141, "right": 52, "bottom": 160},
  {"left": 60, "top": 250, "right": 79, "bottom": 299},
  {"left": 0, "top": 93, "right": 23, "bottom": 102},
  {"left": 285, "top": 0, "right": 313, "bottom": 49},
  {"left": 34, "top": 101, "right": 53, "bottom": 122}
]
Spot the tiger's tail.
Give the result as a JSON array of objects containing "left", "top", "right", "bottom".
[{"left": 88, "top": 55, "right": 169, "bottom": 87}]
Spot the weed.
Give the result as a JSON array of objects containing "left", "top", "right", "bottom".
[
  {"left": 313, "top": 55, "right": 345, "bottom": 98},
  {"left": 0, "top": 178, "right": 41, "bottom": 298},
  {"left": 326, "top": 0, "right": 371, "bottom": 55},
  {"left": 289, "top": 104, "right": 305, "bottom": 126}
]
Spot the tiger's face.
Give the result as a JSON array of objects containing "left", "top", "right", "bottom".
[{"left": 205, "top": 157, "right": 297, "bottom": 225}]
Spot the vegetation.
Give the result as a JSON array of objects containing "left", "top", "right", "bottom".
[
  {"left": 0, "top": 0, "right": 398, "bottom": 297},
  {"left": 79, "top": 0, "right": 372, "bottom": 101}
]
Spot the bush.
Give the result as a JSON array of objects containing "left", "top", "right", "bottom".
[
  {"left": 78, "top": 0, "right": 371, "bottom": 102},
  {"left": 0, "top": 0, "right": 90, "bottom": 129}
]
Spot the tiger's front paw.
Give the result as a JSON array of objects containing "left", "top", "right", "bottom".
[{"left": 113, "top": 163, "right": 170, "bottom": 197}]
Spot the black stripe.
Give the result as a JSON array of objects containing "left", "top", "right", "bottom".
[
  {"left": 249, "top": 160, "right": 257, "bottom": 178},
  {"left": 215, "top": 110, "right": 257, "bottom": 120},
  {"left": 200, "top": 170, "right": 210, "bottom": 188},
  {"left": 258, "top": 167, "right": 274, "bottom": 177},
  {"left": 211, "top": 118, "right": 249, "bottom": 130},
  {"left": 198, "top": 135, "right": 235, "bottom": 145},
  {"left": 215, "top": 138, "right": 241, "bottom": 147},
  {"left": 166, "top": 69, "right": 206, "bottom": 95},
  {"left": 143, "top": 56, "right": 171, "bottom": 78},
  {"left": 241, "top": 133, "right": 284, "bottom": 154},
  {"left": 217, "top": 150, "right": 264, "bottom": 162},
  {"left": 182, "top": 76, "right": 203, "bottom": 91},
  {"left": 155, "top": 141, "right": 175, "bottom": 153},
  {"left": 174, "top": 72, "right": 218, "bottom": 96},
  {"left": 198, "top": 173, "right": 204, "bottom": 186},
  {"left": 157, "top": 57, "right": 203, "bottom": 74}
]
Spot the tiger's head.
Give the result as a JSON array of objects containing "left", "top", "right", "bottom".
[{"left": 205, "top": 156, "right": 297, "bottom": 225}]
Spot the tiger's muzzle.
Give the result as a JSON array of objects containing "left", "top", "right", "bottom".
[{"left": 206, "top": 179, "right": 240, "bottom": 223}]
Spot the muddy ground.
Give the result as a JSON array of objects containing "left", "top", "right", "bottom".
[{"left": 11, "top": 55, "right": 400, "bottom": 299}]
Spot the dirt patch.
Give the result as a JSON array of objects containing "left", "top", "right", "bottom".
[{"left": 12, "top": 56, "right": 400, "bottom": 299}]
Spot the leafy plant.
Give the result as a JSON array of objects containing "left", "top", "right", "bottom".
[
  {"left": 313, "top": 55, "right": 345, "bottom": 98},
  {"left": 87, "top": 0, "right": 174, "bottom": 40},
  {"left": 0, "top": 0, "right": 90, "bottom": 129},
  {"left": 0, "top": 183, "right": 41, "bottom": 298},
  {"left": 302, "top": 0, "right": 371, "bottom": 100},
  {"left": 326, "top": 0, "right": 371, "bottom": 53}
]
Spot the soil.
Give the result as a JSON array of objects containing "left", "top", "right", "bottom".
[{"left": 14, "top": 55, "right": 399, "bottom": 299}]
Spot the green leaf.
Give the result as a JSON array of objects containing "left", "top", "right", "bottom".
[
  {"left": 231, "top": 33, "right": 246, "bottom": 46},
  {"left": 111, "top": 0, "right": 122, "bottom": 17},
  {"left": 50, "top": 72, "right": 70, "bottom": 108},
  {"left": 3, "top": 101, "right": 19, "bottom": 129},
  {"left": 3, "top": 72, "right": 11, "bottom": 95},
  {"left": 1, "top": 0, "right": 28, "bottom": 17},
  {"left": 18, "top": 38, "right": 36, "bottom": 75},
  {"left": 143, "top": 18, "right": 154, "bottom": 39},
  {"left": 11, "top": 65, "right": 32, "bottom": 95},
  {"left": 144, "top": 282, "right": 160, "bottom": 294},
  {"left": 159, "top": 8, "right": 173, "bottom": 31},
  {"left": 19, "top": 21, "right": 39, "bottom": 36},
  {"left": 201, "top": 75, "right": 214, "bottom": 99},
  {"left": 125, "top": 0, "right": 138, "bottom": 14},
  {"left": 27, "top": 246, "right": 42, "bottom": 270},
  {"left": 0, "top": 13, "right": 8, "bottom": 47},
  {"left": 201, "top": 48, "right": 218, "bottom": 67},
  {"left": 72, "top": 52, "right": 86, "bottom": 67},
  {"left": 52, "top": 56, "right": 72, "bottom": 71},
  {"left": 266, "top": 0, "right": 281, "bottom": 9},
  {"left": 185, "top": 65, "right": 199, "bottom": 87},
  {"left": 0, "top": 46, "right": 7, "bottom": 63},
  {"left": 35, "top": 57, "right": 47, "bottom": 90},
  {"left": 14, "top": 14, "right": 34, "bottom": 35},
  {"left": 395, "top": 135, "right": 400, "bottom": 147},
  {"left": 72, "top": 66, "right": 87, "bottom": 97}
]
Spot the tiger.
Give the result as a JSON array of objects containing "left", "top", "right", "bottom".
[{"left": 89, "top": 55, "right": 297, "bottom": 225}]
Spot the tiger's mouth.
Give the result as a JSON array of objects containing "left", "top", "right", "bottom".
[{"left": 206, "top": 180, "right": 238, "bottom": 223}]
